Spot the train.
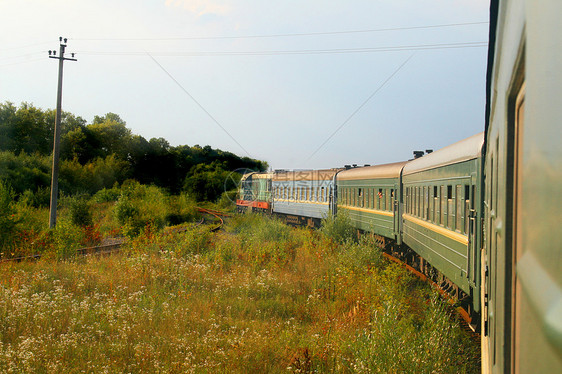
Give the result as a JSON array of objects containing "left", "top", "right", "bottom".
[{"left": 237, "top": 0, "right": 562, "bottom": 372}]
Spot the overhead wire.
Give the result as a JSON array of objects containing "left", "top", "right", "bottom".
[
  {"left": 146, "top": 53, "right": 252, "bottom": 158},
  {"left": 76, "top": 41, "right": 487, "bottom": 57},
  {"left": 305, "top": 53, "right": 416, "bottom": 163},
  {"left": 73, "top": 21, "right": 488, "bottom": 41}
]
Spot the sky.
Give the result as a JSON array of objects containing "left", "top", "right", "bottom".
[{"left": 0, "top": 0, "right": 490, "bottom": 170}]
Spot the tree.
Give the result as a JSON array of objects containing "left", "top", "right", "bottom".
[{"left": 183, "top": 161, "right": 239, "bottom": 201}]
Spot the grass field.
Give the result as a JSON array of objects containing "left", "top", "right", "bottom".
[{"left": 0, "top": 213, "right": 479, "bottom": 373}]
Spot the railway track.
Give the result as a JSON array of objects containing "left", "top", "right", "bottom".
[{"left": 0, "top": 207, "right": 231, "bottom": 264}]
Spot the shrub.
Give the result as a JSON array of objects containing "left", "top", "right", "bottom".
[
  {"left": 0, "top": 180, "right": 18, "bottom": 252},
  {"left": 68, "top": 195, "right": 93, "bottom": 227},
  {"left": 114, "top": 184, "right": 168, "bottom": 237},
  {"left": 20, "top": 186, "right": 51, "bottom": 207},
  {"left": 93, "top": 186, "right": 121, "bottom": 203},
  {"left": 320, "top": 211, "right": 357, "bottom": 244},
  {"left": 51, "top": 219, "right": 84, "bottom": 260},
  {"left": 166, "top": 192, "right": 199, "bottom": 225}
]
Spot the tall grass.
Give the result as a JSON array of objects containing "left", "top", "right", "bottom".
[{"left": 0, "top": 213, "right": 479, "bottom": 373}]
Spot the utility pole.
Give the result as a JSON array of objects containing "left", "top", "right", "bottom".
[{"left": 48, "top": 37, "right": 76, "bottom": 228}]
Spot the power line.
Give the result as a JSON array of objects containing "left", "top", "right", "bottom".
[
  {"left": 0, "top": 52, "right": 45, "bottom": 62},
  {"left": 76, "top": 41, "right": 487, "bottom": 57},
  {"left": 74, "top": 21, "right": 488, "bottom": 41},
  {"left": 146, "top": 53, "right": 252, "bottom": 158},
  {"left": 0, "top": 57, "right": 45, "bottom": 68},
  {"left": 306, "top": 53, "right": 415, "bottom": 163}
]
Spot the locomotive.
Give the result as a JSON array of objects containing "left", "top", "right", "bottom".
[{"left": 237, "top": 0, "right": 562, "bottom": 372}]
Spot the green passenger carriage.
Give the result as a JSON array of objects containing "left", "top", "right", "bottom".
[
  {"left": 401, "top": 133, "right": 483, "bottom": 316},
  {"left": 336, "top": 162, "right": 407, "bottom": 243}
]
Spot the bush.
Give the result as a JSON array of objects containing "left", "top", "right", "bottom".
[
  {"left": 68, "top": 195, "right": 93, "bottom": 227},
  {"left": 114, "top": 184, "right": 168, "bottom": 237},
  {"left": 0, "top": 180, "right": 18, "bottom": 252},
  {"left": 51, "top": 219, "right": 84, "bottom": 260},
  {"left": 320, "top": 211, "right": 356, "bottom": 244},
  {"left": 166, "top": 193, "right": 200, "bottom": 225},
  {"left": 93, "top": 186, "right": 121, "bottom": 203}
]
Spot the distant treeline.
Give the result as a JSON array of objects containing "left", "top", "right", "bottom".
[{"left": 0, "top": 101, "right": 267, "bottom": 202}]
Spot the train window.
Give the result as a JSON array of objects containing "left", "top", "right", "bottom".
[
  {"left": 434, "top": 186, "right": 440, "bottom": 225},
  {"left": 441, "top": 185, "right": 446, "bottom": 226},
  {"left": 406, "top": 187, "right": 410, "bottom": 214},
  {"left": 456, "top": 185, "right": 463, "bottom": 232},
  {"left": 411, "top": 187, "right": 415, "bottom": 215},
  {"left": 428, "top": 186, "right": 433, "bottom": 221},
  {"left": 385, "top": 188, "right": 391, "bottom": 210},
  {"left": 409, "top": 187, "right": 412, "bottom": 214},
  {"left": 418, "top": 187, "right": 422, "bottom": 216},
  {"left": 417, "top": 187, "right": 421, "bottom": 216},
  {"left": 409, "top": 187, "right": 413, "bottom": 214},
  {"left": 448, "top": 185, "right": 454, "bottom": 230},
  {"left": 465, "top": 185, "right": 471, "bottom": 234},
  {"left": 423, "top": 186, "right": 427, "bottom": 220}
]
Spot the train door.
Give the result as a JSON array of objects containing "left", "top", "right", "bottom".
[
  {"left": 484, "top": 50, "right": 525, "bottom": 374},
  {"left": 484, "top": 112, "right": 512, "bottom": 373},
  {"left": 511, "top": 81, "right": 524, "bottom": 374},
  {"left": 392, "top": 183, "right": 400, "bottom": 242}
]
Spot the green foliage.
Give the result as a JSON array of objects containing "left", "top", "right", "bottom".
[
  {"left": 51, "top": 219, "right": 84, "bottom": 260},
  {"left": 92, "top": 185, "right": 121, "bottom": 203},
  {"left": 166, "top": 192, "right": 200, "bottom": 225},
  {"left": 114, "top": 183, "right": 168, "bottom": 237},
  {"left": 0, "top": 151, "right": 51, "bottom": 196},
  {"left": 183, "top": 161, "right": 240, "bottom": 202},
  {"left": 174, "top": 225, "right": 213, "bottom": 257},
  {"left": 0, "top": 180, "right": 18, "bottom": 251},
  {"left": 320, "top": 210, "right": 357, "bottom": 244},
  {"left": 20, "top": 186, "right": 51, "bottom": 208},
  {"left": 68, "top": 195, "right": 93, "bottom": 227},
  {"left": 336, "top": 236, "right": 384, "bottom": 271},
  {"left": 1, "top": 102, "right": 267, "bottom": 197},
  {"left": 60, "top": 155, "right": 130, "bottom": 195}
]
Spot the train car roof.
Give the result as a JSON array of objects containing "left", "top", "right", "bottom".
[
  {"left": 403, "top": 132, "right": 484, "bottom": 175},
  {"left": 272, "top": 169, "right": 340, "bottom": 182},
  {"left": 337, "top": 161, "right": 408, "bottom": 181},
  {"left": 240, "top": 172, "right": 272, "bottom": 181},
  {"left": 252, "top": 172, "right": 273, "bottom": 179}
]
